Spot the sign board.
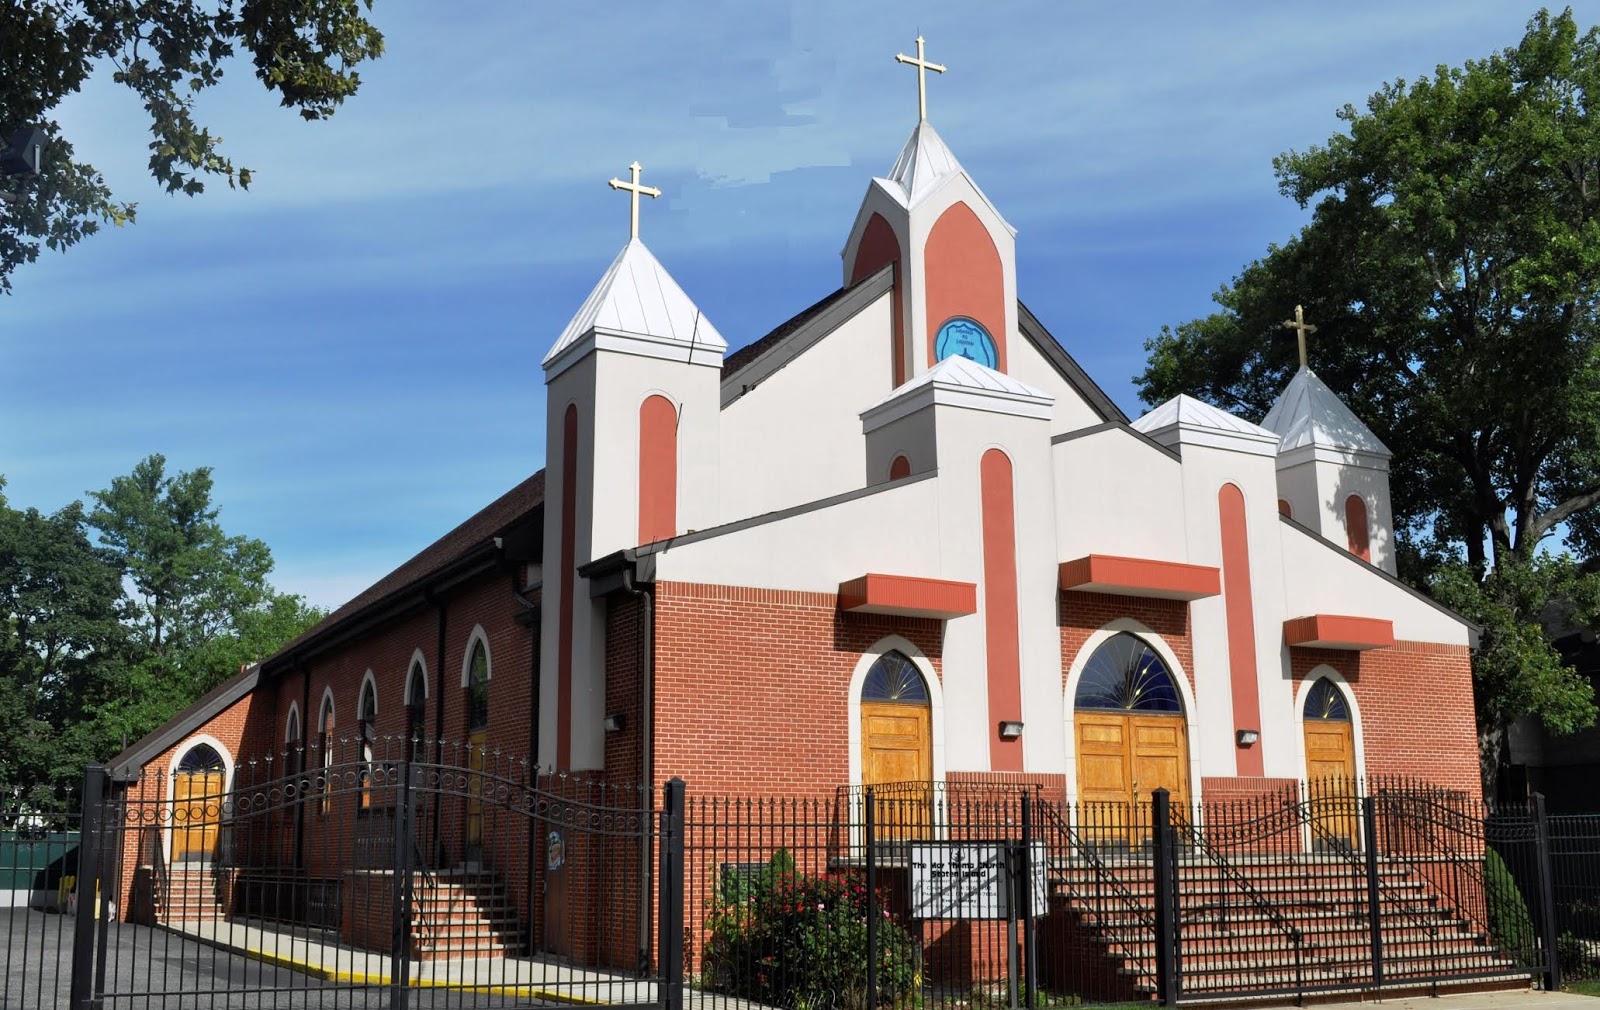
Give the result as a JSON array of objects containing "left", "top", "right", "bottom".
[{"left": 908, "top": 840, "right": 1048, "bottom": 920}]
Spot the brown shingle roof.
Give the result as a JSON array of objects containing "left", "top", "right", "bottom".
[{"left": 267, "top": 469, "right": 546, "bottom": 666}]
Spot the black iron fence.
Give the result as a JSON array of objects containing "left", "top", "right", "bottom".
[{"left": 8, "top": 762, "right": 1600, "bottom": 1010}]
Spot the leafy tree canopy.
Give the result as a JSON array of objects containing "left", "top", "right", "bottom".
[
  {"left": 0, "top": 0, "right": 384, "bottom": 293},
  {"left": 1138, "top": 8, "right": 1600, "bottom": 757}
]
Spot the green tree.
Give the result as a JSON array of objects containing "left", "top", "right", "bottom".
[
  {"left": 87, "top": 454, "right": 323, "bottom": 747},
  {"left": 0, "top": 0, "right": 384, "bottom": 293},
  {"left": 1139, "top": 9, "right": 1600, "bottom": 786},
  {"left": 0, "top": 479, "right": 131, "bottom": 807}
]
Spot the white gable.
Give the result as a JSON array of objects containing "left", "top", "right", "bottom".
[{"left": 871, "top": 121, "right": 1016, "bottom": 236}]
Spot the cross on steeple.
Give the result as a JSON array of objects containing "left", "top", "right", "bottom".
[
  {"left": 608, "top": 161, "right": 661, "bottom": 241},
  {"left": 1283, "top": 304, "right": 1318, "bottom": 369},
  {"left": 895, "top": 35, "right": 946, "bottom": 122}
]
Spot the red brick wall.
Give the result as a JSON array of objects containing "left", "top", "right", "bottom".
[
  {"left": 1290, "top": 640, "right": 1480, "bottom": 797},
  {"left": 1058, "top": 592, "right": 1195, "bottom": 697},
  {"left": 652, "top": 581, "right": 945, "bottom": 796}
]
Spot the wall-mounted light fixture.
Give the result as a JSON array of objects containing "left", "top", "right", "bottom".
[
  {"left": 1236, "top": 729, "right": 1260, "bottom": 747},
  {"left": 603, "top": 713, "right": 627, "bottom": 733},
  {"left": 998, "top": 720, "right": 1024, "bottom": 740}
]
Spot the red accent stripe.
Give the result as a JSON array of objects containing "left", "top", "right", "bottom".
[
  {"left": 557, "top": 404, "right": 578, "bottom": 771},
  {"left": 851, "top": 213, "right": 905, "bottom": 387},
  {"left": 638, "top": 395, "right": 678, "bottom": 544},
  {"left": 981, "top": 449, "right": 1023, "bottom": 772},
  {"left": 1345, "top": 495, "right": 1370, "bottom": 561},
  {"left": 925, "top": 201, "right": 1007, "bottom": 373},
  {"left": 1218, "top": 483, "right": 1265, "bottom": 775},
  {"left": 888, "top": 454, "right": 911, "bottom": 481}
]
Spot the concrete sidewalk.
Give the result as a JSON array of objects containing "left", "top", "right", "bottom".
[{"left": 1311, "top": 989, "right": 1593, "bottom": 1009}]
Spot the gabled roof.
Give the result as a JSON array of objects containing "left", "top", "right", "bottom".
[
  {"left": 1132, "top": 394, "right": 1281, "bottom": 457},
  {"left": 107, "top": 664, "right": 260, "bottom": 781},
  {"left": 1260, "top": 366, "right": 1391, "bottom": 459},
  {"left": 262, "top": 470, "right": 546, "bottom": 673},
  {"left": 872, "top": 121, "right": 1015, "bottom": 235},
  {"left": 543, "top": 239, "right": 726, "bottom": 370}
]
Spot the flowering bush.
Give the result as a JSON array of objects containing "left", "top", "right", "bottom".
[{"left": 703, "top": 849, "right": 919, "bottom": 1010}]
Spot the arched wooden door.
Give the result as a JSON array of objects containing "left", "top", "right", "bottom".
[
  {"left": 1073, "top": 633, "right": 1191, "bottom": 848},
  {"left": 171, "top": 743, "right": 227, "bottom": 863},
  {"left": 1303, "top": 678, "right": 1359, "bottom": 850},
  {"left": 860, "top": 650, "right": 932, "bottom": 838}
]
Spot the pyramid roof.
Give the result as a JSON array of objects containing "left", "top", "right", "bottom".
[
  {"left": 870, "top": 121, "right": 1015, "bottom": 235},
  {"left": 543, "top": 239, "right": 726, "bottom": 371},
  {"left": 861, "top": 355, "right": 1052, "bottom": 430},
  {"left": 1131, "top": 394, "right": 1281, "bottom": 457},
  {"left": 1260, "top": 367, "right": 1391, "bottom": 459}
]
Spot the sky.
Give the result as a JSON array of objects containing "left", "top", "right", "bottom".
[{"left": 2, "top": 2, "right": 1592, "bottom": 611}]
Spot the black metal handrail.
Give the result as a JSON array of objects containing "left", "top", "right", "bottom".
[{"left": 1172, "top": 807, "right": 1305, "bottom": 951}]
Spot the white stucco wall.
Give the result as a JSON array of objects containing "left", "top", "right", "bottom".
[
  {"left": 720, "top": 292, "right": 895, "bottom": 521},
  {"left": 1052, "top": 427, "right": 1187, "bottom": 562},
  {"left": 1009, "top": 337, "right": 1110, "bottom": 435}
]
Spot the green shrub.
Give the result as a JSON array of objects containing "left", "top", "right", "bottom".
[
  {"left": 702, "top": 849, "right": 919, "bottom": 1010},
  {"left": 1485, "top": 847, "right": 1537, "bottom": 958},
  {"left": 1558, "top": 931, "right": 1600, "bottom": 980}
]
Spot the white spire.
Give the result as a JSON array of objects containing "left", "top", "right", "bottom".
[
  {"left": 871, "top": 121, "right": 1015, "bottom": 235},
  {"left": 543, "top": 238, "right": 726, "bottom": 376},
  {"left": 1260, "top": 366, "right": 1391, "bottom": 462},
  {"left": 1132, "top": 394, "right": 1281, "bottom": 457}
]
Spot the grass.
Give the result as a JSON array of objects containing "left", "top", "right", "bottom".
[{"left": 1568, "top": 978, "right": 1600, "bottom": 996}]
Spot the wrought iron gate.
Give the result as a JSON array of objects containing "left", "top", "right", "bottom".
[{"left": 63, "top": 738, "right": 684, "bottom": 1010}]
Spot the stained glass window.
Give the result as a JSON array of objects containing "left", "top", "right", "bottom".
[
  {"left": 467, "top": 641, "right": 490, "bottom": 731},
  {"left": 1074, "top": 633, "right": 1183, "bottom": 713},
  {"left": 862, "top": 650, "right": 929, "bottom": 704},
  {"left": 1304, "top": 678, "right": 1351, "bottom": 721},
  {"left": 406, "top": 661, "right": 427, "bottom": 762},
  {"left": 177, "top": 743, "right": 225, "bottom": 773}
]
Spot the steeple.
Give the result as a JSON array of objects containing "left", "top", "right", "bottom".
[
  {"left": 1260, "top": 366, "right": 1395, "bottom": 574},
  {"left": 840, "top": 35, "right": 1019, "bottom": 387}
]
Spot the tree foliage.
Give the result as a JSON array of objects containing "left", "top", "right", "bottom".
[
  {"left": 0, "top": 0, "right": 384, "bottom": 293},
  {"left": 0, "top": 459, "right": 323, "bottom": 805},
  {"left": 1138, "top": 9, "right": 1600, "bottom": 755}
]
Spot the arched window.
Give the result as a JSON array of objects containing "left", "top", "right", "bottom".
[
  {"left": 405, "top": 660, "right": 427, "bottom": 762},
  {"left": 861, "top": 650, "right": 929, "bottom": 703},
  {"left": 358, "top": 676, "right": 377, "bottom": 808},
  {"left": 177, "top": 742, "right": 225, "bottom": 774},
  {"left": 285, "top": 705, "right": 303, "bottom": 774},
  {"left": 1277, "top": 498, "right": 1292, "bottom": 518},
  {"left": 318, "top": 692, "right": 335, "bottom": 815},
  {"left": 1304, "top": 678, "right": 1352, "bottom": 721},
  {"left": 466, "top": 641, "right": 490, "bottom": 733},
  {"left": 1074, "top": 632, "right": 1183, "bottom": 713},
  {"left": 1345, "top": 494, "right": 1371, "bottom": 561}
]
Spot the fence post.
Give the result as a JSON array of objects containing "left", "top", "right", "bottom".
[
  {"left": 1152, "top": 788, "right": 1178, "bottom": 1006},
  {"left": 390, "top": 761, "right": 413, "bottom": 1010},
  {"left": 658, "top": 779, "right": 685, "bottom": 1010},
  {"left": 1020, "top": 792, "right": 1036, "bottom": 1010},
  {"left": 1361, "top": 795, "right": 1384, "bottom": 991},
  {"left": 1531, "top": 793, "right": 1563, "bottom": 992},
  {"left": 70, "top": 765, "right": 108, "bottom": 1010},
  {"left": 865, "top": 787, "right": 878, "bottom": 1010}
]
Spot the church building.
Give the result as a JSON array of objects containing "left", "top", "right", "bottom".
[{"left": 105, "top": 37, "right": 1481, "bottom": 963}]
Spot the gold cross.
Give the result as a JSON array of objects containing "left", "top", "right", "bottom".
[
  {"left": 608, "top": 161, "right": 661, "bottom": 241},
  {"left": 895, "top": 35, "right": 946, "bottom": 122},
  {"left": 1282, "top": 304, "right": 1317, "bottom": 369}
]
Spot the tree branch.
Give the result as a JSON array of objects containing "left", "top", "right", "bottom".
[{"left": 1526, "top": 486, "right": 1600, "bottom": 544}]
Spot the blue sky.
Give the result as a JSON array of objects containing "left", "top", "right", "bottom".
[{"left": 2, "top": 2, "right": 1589, "bottom": 610}]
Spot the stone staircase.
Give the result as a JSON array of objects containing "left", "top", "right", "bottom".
[
  {"left": 409, "top": 869, "right": 522, "bottom": 960},
  {"left": 1043, "top": 854, "right": 1530, "bottom": 1002}
]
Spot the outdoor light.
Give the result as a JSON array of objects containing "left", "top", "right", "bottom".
[
  {"left": 603, "top": 713, "right": 627, "bottom": 733},
  {"left": 998, "top": 720, "right": 1024, "bottom": 740},
  {"left": 1, "top": 126, "right": 46, "bottom": 178},
  {"left": 1236, "top": 729, "right": 1260, "bottom": 747}
]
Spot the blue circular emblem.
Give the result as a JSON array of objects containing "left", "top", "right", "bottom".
[{"left": 934, "top": 316, "right": 998, "bottom": 368}]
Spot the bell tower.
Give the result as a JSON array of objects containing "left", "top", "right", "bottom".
[{"left": 840, "top": 37, "right": 1019, "bottom": 387}]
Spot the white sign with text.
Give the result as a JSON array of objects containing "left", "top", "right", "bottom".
[{"left": 908, "top": 841, "right": 1047, "bottom": 920}]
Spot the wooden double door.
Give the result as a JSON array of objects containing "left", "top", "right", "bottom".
[{"left": 1075, "top": 712, "right": 1190, "bottom": 847}]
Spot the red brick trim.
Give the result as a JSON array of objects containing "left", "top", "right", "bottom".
[
  {"left": 1219, "top": 483, "right": 1264, "bottom": 776},
  {"left": 1058, "top": 554, "right": 1221, "bottom": 601},
  {"left": 838, "top": 574, "right": 977, "bottom": 619},
  {"left": 1284, "top": 614, "right": 1395, "bottom": 651},
  {"left": 981, "top": 449, "right": 1023, "bottom": 772}
]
